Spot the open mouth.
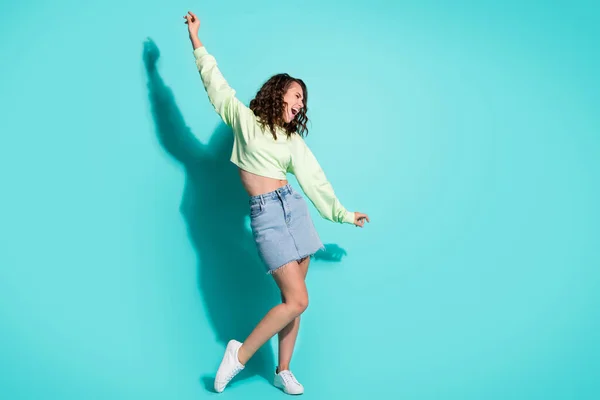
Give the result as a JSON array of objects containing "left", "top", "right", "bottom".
[{"left": 291, "top": 107, "right": 299, "bottom": 117}]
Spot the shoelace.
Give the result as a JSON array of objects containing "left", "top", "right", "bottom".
[{"left": 280, "top": 371, "right": 300, "bottom": 386}]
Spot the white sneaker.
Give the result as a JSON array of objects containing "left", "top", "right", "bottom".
[
  {"left": 274, "top": 369, "right": 304, "bottom": 395},
  {"left": 214, "top": 340, "right": 245, "bottom": 393}
]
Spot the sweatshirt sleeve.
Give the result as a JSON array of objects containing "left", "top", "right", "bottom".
[
  {"left": 289, "top": 136, "right": 355, "bottom": 224},
  {"left": 193, "top": 46, "right": 254, "bottom": 129}
]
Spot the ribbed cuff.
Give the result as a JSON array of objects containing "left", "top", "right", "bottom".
[
  {"left": 343, "top": 211, "right": 355, "bottom": 225},
  {"left": 193, "top": 46, "right": 208, "bottom": 59}
]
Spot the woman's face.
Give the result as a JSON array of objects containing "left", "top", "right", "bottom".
[{"left": 282, "top": 81, "right": 305, "bottom": 123}]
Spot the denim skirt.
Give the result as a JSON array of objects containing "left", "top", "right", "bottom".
[{"left": 249, "top": 184, "right": 324, "bottom": 274}]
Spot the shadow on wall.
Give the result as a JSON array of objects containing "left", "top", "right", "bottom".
[{"left": 142, "top": 38, "right": 348, "bottom": 389}]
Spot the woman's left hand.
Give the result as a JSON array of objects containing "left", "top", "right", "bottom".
[{"left": 354, "top": 212, "right": 370, "bottom": 228}]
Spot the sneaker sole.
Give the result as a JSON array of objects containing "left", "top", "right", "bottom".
[{"left": 274, "top": 380, "right": 304, "bottom": 395}]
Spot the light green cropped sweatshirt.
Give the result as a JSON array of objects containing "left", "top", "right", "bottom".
[{"left": 193, "top": 46, "right": 355, "bottom": 225}]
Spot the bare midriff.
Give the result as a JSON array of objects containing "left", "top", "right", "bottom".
[{"left": 239, "top": 168, "right": 289, "bottom": 197}]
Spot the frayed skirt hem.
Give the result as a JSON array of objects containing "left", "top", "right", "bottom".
[{"left": 265, "top": 245, "right": 326, "bottom": 275}]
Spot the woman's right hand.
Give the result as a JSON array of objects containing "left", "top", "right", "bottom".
[
  {"left": 184, "top": 11, "right": 200, "bottom": 37},
  {"left": 354, "top": 212, "right": 370, "bottom": 228}
]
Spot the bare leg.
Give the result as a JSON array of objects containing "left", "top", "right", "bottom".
[
  {"left": 237, "top": 261, "right": 308, "bottom": 365},
  {"left": 277, "top": 257, "right": 310, "bottom": 371}
]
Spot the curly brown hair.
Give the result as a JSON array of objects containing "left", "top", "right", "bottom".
[{"left": 249, "top": 73, "right": 308, "bottom": 140}]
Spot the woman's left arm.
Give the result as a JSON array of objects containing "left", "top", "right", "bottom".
[{"left": 289, "top": 136, "right": 357, "bottom": 225}]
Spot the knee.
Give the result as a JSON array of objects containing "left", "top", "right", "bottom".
[{"left": 287, "top": 295, "right": 309, "bottom": 316}]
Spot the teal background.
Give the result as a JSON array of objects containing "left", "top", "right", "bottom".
[{"left": 1, "top": 0, "right": 599, "bottom": 398}]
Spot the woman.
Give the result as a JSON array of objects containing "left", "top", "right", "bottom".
[{"left": 184, "top": 11, "right": 369, "bottom": 395}]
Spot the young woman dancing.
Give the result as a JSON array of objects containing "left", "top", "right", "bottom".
[{"left": 184, "top": 11, "right": 369, "bottom": 395}]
